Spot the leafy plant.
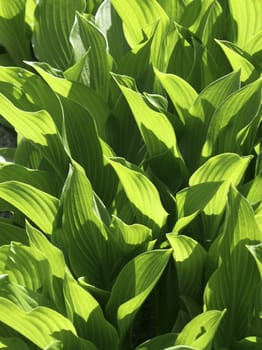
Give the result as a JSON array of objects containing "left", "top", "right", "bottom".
[{"left": 0, "top": 0, "right": 261, "bottom": 349}]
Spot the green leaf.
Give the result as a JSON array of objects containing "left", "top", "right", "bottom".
[
  {"left": 189, "top": 153, "right": 252, "bottom": 238},
  {"left": 0, "top": 162, "right": 56, "bottom": 195},
  {"left": 0, "top": 336, "right": 31, "bottom": 350},
  {"left": 154, "top": 69, "right": 198, "bottom": 125},
  {"left": 232, "top": 337, "right": 262, "bottom": 350},
  {"left": 0, "top": 242, "right": 53, "bottom": 300},
  {"left": 0, "top": 181, "right": 58, "bottom": 234},
  {"left": 216, "top": 40, "right": 261, "bottom": 83},
  {"left": 0, "top": 298, "right": 77, "bottom": 349},
  {"left": 111, "top": 0, "right": 168, "bottom": 48},
  {"left": 202, "top": 78, "right": 262, "bottom": 157},
  {"left": 29, "top": 62, "right": 110, "bottom": 139},
  {"left": 158, "top": 0, "right": 185, "bottom": 22},
  {"left": 0, "top": 66, "right": 64, "bottom": 133},
  {"left": 110, "top": 216, "right": 152, "bottom": 254},
  {"left": 60, "top": 96, "right": 117, "bottom": 206},
  {"left": 174, "top": 182, "right": 222, "bottom": 233},
  {"left": 95, "top": 0, "right": 130, "bottom": 63},
  {"left": 63, "top": 272, "right": 119, "bottom": 349},
  {"left": 106, "top": 249, "right": 172, "bottom": 337},
  {"left": 107, "top": 158, "right": 168, "bottom": 235},
  {"left": 190, "top": 153, "right": 251, "bottom": 186},
  {"left": 32, "top": 0, "right": 86, "bottom": 70},
  {"left": 167, "top": 234, "right": 207, "bottom": 300},
  {"left": 0, "top": 220, "right": 28, "bottom": 245},
  {"left": 135, "top": 333, "right": 177, "bottom": 350},
  {"left": 228, "top": 0, "right": 262, "bottom": 48},
  {"left": 246, "top": 243, "right": 262, "bottom": 279},
  {"left": 58, "top": 161, "right": 113, "bottom": 288},
  {"left": 181, "top": 71, "right": 241, "bottom": 169},
  {"left": 70, "top": 12, "right": 112, "bottom": 100},
  {"left": 113, "top": 74, "right": 187, "bottom": 189},
  {"left": 0, "top": 92, "right": 68, "bottom": 181},
  {"left": 26, "top": 222, "right": 65, "bottom": 280},
  {"left": 204, "top": 187, "right": 261, "bottom": 347},
  {"left": 0, "top": 0, "right": 31, "bottom": 65},
  {"left": 175, "top": 310, "right": 225, "bottom": 350}
]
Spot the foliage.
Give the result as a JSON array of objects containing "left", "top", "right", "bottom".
[{"left": 0, "top": 0, "right": 261, "bottom": 349}]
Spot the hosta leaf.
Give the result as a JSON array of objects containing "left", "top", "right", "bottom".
[
  {"left": 204, "top": 187, "right": 261, "bottom": 347},
  {"left": 0, "top": 336, "right": 31, "bottom": 350},
  {"left": 26, "top": 222, "right": 66, "bottom": 313},
  {"left": 245, "top": 30, "right": 262, "bottom": 65},
  {"left": 158, "top": 0, "right": 185, "bottom": 22},
  {"left": 232, "top": 337, "right": 262, "bottom": 350},
  {"left": 32, "top": 0, "right": 86, "bottom": 70},
  {"left": 111, "top": 0, "right": 167, "bottom": 48},
  {"left": 241, "top": 173, "right": 262, "bottom": 204},
  {"left": 70, "top": 12, "right": 112, "bottom": 100},
  {"left": 0, "top": 93, "right": 68, "bottom": 180},
  {"left": 63, "top": 272, "right": 119, "bottom": 349},
  {"left": 106, "top": 249, "right": 172, "bottom": 337},
  {"left": 0, "top": 181, "right": 58, "bottom": 234},
  {"left": 59, "top": 161, "right": 113, "bottom": 288},
  {"left": 246, "top": 243, "right": 262, "bottom": 279},
  {"left": 110, "top": 216, "right": 152, "bottom": 254},
  {"left": 63, "top": 50, "right": 91, "bottom": 86},
  {"left": 175, "top": 310, "right": 225, "bottom": 349},
  {"left": 228, "top": 0, "right": 262, "bottom": 48},
  {"left": 0, "top": 298, "right": 76, "bottom": 349},
  {"left": 0, "top": 274, "right": 40, "bottom": 312},
  {"left": 181, "top": 70, "right": 241, "bottom": 169},
  {"left": 95, "top": 0, "right": 130, "bottom": 62},
  {"left": 113, "top": 74, "right": 187, "bottom": 189},
  {"left": 0, "top": 66, "right": 64, "bottom": 133},
  {"left": 0, "top": 162, "right": 55, "bottom": 195},
  {"left": 44, "top": 337, "right": 98, "bottom": 350},
  {"left": 135, "top": 333, "right": 177, "bottom": 350},
  {"left": 202, "top": 78, "right": 262, "bottom": 157},
  {"left": 216, "top": 40, "right": 261, "bottom": 83},
  {"left": 29, "top": 62, "right": 110, "bottom": 138},
  {"left": 25, "top": 0, "right": 36, "bottom": 29},
  {"left": 60, "top": 96, "right": 117, "bottom": 206},
  {"left": 117, "top": 37, "right": 152, "bottom": 81},
  {"left": 0, "top": 242, "right": 53, "bottom": 301},
  {"left": 167, "top": 234, "right": 207, "bottom": 300},
  {"left": 154, "top": 69, "right": 198, "bottom": 124},
  {"left": 189, "top": 153, "right": 252, "bottom": 238},
  {"left": 0, "top": 220, "right": 28, "bottom": 245},
  {"left": 0, "top": 0, "right": 31, "bottom": 65},
  {"left": 26, "top": 222, "right": 65, "bottom": 280},
  {"left": 174, "top": 182, "right": 222, "bottom": 233},
  {"left": 190, "top": 153, "right": 251, "bottom": 186},
  {"left": 107, "top": 158, "right": 168, "bottom": 235}
]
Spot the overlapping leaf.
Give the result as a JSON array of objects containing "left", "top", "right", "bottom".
[
  {"left": 63, "top": 272, "right": 119, "bottom": 349},
  {"left": 0, "top": 181, "right": 58, "bottom": 234},
  {"left": 70, "top": 12, "right": 112, "bottom": 100},
  {"left": 0, "top": 298, "right": 77, "bottom": 349},
  {"left": 33, "top": 0, "right": 86, "bottom": 70},
  {"left": 58, "top": 161, "right": 114, "bottom": 288},
  {"left": 106, "top": 249, "right": 172, "bottom": 338},
  {"left": 204, "top": 187, "right": 261, "bottom": 347},
  {"left": 175, "top": 310, "right": 225, "bottom": 349},
  {"left": 167, "top": 234, "right": 207, "bottom": 300},
  {"left": 108, "top": 158, "right": 168, "bottom": 235},
  {"left": 0, "top": 0, "right": 31, "bottom": 65}
]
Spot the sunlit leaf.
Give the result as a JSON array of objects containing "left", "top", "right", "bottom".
[
  {"left": 32, "top": 0, "right": 86, "bottom": 70},
  {"left": 204, "top": 187, "right": 261, "bottom": 347},
  {"left": 106, "top": 249, "right": 172, "bottom": 338},
  {"left": 175, "top": 310, "right": 225, "bottom": 349}
]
